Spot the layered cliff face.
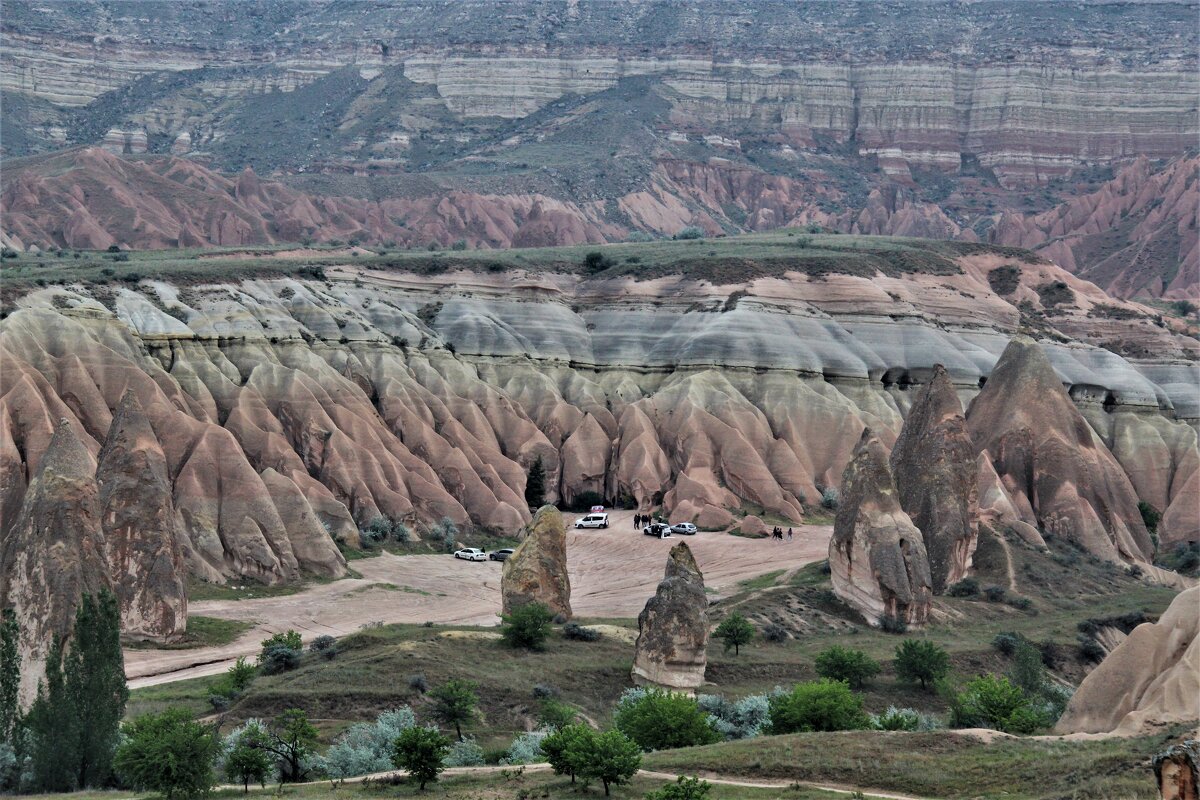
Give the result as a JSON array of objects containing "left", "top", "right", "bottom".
[{"left": 0, "top": 235, "right": 1194, "bottom": 593}]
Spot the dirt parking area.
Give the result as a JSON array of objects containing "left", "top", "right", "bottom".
[{"left": 126, "top": 510, "right": 830, "bottom": 688}]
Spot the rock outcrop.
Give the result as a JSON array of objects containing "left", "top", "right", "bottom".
[
  {"left": 889, "top": 364, "right": 978, "bottom": 593},
  {"left": 501, "top": 505, "right": 571, "bottom": 619},
  {"left": 1055, "top": 586, "right": 1199, "bottom": 735},
  {"left": 631, "top": 542, "right": 708, "bottom": 693},
  {"left": 967, "top": 336, "right": 1154, "bottom": 564},
  {"left": 0, "top": 419, "right": 111, "bottom": 705},
  {"left": 830, "top": 430, "right": 932, "bottom": 627},
  {"left": 1154, "top": 741, "right": 1199, "bottom": 800},
  {"left": 96, "top": 391, "right": 187, "bottom": 642}
]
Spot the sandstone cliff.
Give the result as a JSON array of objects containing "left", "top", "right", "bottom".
[
  {"left": 632, "top": 542, "right": 708, "bottom": 693},
  {"left": 501, "top": 505, "right": 572, "bottom": 619}
]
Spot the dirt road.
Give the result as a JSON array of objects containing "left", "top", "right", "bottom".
[{"left": 126, "top": 511, "right": 830, "bottom": 688}]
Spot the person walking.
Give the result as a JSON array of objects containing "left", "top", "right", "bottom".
[
  {"left": 634, "top": 513, "right": 641, "bottom": 530},
  {"left": 787, "top": 527, "right": 793, "bottom": 541}
]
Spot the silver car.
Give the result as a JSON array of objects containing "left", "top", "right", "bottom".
[{"left": 670, "top": 522, "right": 698, "bottom": 535}]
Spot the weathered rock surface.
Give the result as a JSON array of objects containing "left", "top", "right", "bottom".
[
  {"left": 1056, "top": 586, "right": 1199, "bottom": 735},
  {"left": 1154, "top": 741, "right": 1199, "bottom": 800},
  {"left": 631, "top": 541, "right": 708, "bottom": 693},
  {"left": 0, "top": 419, "right": 111, "bottom": 705},
  {"left": 501, "top": 505, "right": 571, "bottom": 619},
  {"left": 889, "top": 364, "right": 978, "bottom": 593},
  {"left": 967, "top": 336, "right": 1154, "bottom": 563},
  {"left": 830, "top": 430, "right": 932, "bottom": 627},
  {"left": 96, "top": 390, "right": 187, "bottom": 642}
]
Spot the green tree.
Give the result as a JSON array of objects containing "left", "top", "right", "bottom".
[
  {"left": 613, "top": 689, "right": 720, "bottom": 751},
  {"left": 223, "top": 720, "right": 272, "bottom": 793},
  {"left": 500, "top": 602, "right": 554, "bottom": 650},
  {"left": 541, "top": 723, "right": 591, "bottom": 783},
  {"left": 814, "top": 646, "right": 880, "bottom": 689},
  {"left": 714, "top": 614, "right": 755, "bottom": 655},
  {"left": 766, "top": 679, "right": 870, "bottom": 734},
  {"left": 948, "top": 675, "right": 1041, "bottom": 734},
  {"left": 258, "top": 630, "right": 302, "bottom": 662},
  {"left": 537, "top": 698, "right": 578, "bottom": 731},
  {"left": 26, "top": 639, "right": 75, "bottom": 791},
  {"left": 261, "top": 709, "right": 319, "bottom": 782},
  {"left": 114, "top": 708, "right": 220, "bottom": 800},
  {"left": 645, "top": 775, "right": 713, "bottom": 800},
  {"left": 392, "top": 726, "right": 450, "bottom": 790},
  {"left": 1138, "top": 501, "right": 1160, "bottom": 537},
  {"left": 0, "top": 609, "right": 19, "bottom": 743},
  {"left": 1008, "top": 641, "right": 1046, "bottom": 697},
  {"left": 577, "top": 729, "right": 642, "bottom": 796},
  {"left": 894, "top": 639, "right": 951, "bottom": 691},
  {"left": 429, "top": 679, "right": 478, "bottom": 741},
  {"left": 525, "top": 456, "right": 546, "bottom": 508}
]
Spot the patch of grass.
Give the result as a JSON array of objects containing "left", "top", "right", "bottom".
[
  {"left": 644, "top": 728, "right": 1184, "bottom": 800},
  {"left": 739, "top": 570, "right": 786, "bottom": 592},
  {"left": 187, "top": 578, "right": 312, "bottom": 602},
  {"left": 125, "top": 616, "right": 254, "bottom": 650}
]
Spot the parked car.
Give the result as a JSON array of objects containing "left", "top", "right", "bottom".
[
  {"left": 643, "top": 522, "right": 672, "bottom": 538},
  {"left": 671, "top": 522, "right": 698, "bottom": 536},
  {"left": 489, "top": 548, "right": 514, "bottom": 562},
  {"left": 453, "top": 548, "right": 487, "bottom": 561},
  {"left": 574, "top": 513, "right": 610, "bottom": 529}
]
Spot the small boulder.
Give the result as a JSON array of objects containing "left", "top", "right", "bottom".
[
  {"left": 829, "top": 429, "right": 932, "bottom": 627},
  {"left": 739, "top": 515, "right": 768, "bottom": 537},
  {"left": 631, "top": 542, "right": 708, "bottom": 693},
  {"left": 501, "top": 505, "right": 572, "bottom": 619}
]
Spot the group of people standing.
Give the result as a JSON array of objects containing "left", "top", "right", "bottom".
[
  {"left": 772, "top": 526, "right": 793, "bottom": 541},
  {"left": 633, "top": 513, "right": 655, "bottom": 529}
]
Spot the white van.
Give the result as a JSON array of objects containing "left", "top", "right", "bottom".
[{"left": 574, "top": 513, "right": 610, "bottom": 529}]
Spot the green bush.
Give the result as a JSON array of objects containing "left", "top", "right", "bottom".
[
  {"left": 115, "top": 709, "right": 220, "bottom": 800},
  {"left": 392, "top": 726, "right": 450, "bottom": 790},
  {"left": 945, "top": 577, "right": 980, "bottom": 597},
  {"left": 948, "top": 675, "right": 1047, "bottom": 734},
  {"left": 814, "top": 646, "right": 880, "bottom": 689},
  {"left": 646, "top": 775, "right": 713, "bottom": 800},
  {"left": 767, "top": 680, "right": 870, "bottom": 734},
  {"left": 583, "top": 251, "right": 614, "bottom": 274},
  {"left": 500, "top": 602, "right": 554, "bottom": 650},
  {"left": 894, "top": 639, "right": 950, "bottom": 691},
  {"left": 674, "top": 226, "right": 704, "bottom": 240},
  {"left": 576, "top": 729, "right": 642, "bottom": 796},
  {"left": 614, "top": 688, "right": 720, "bottom": 751},
  {"left": 541, "top": 723, "right": 592, "bottom": 783}
]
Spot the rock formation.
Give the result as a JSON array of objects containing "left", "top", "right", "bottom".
[
  {"left": 829, "top": 429, "right": 933, "bottom": 627},
  {"left": 1154, "top": 741, "right": 1199, "bottom": 800},
  {"left": 966, "top": 336, "right": 1154, "bottom": 564},
  {"left": 0, "top": 419, "right": 111, "bottom": 705},
  {"left": 631, "top": 542, "right": 708, "bottom": 693},
  {"left": 95, "top": 390, "right": 187, "bottom": 642},
  {"left": 501, "top": 505, "right": 571, "bottom": 619},
  {"left": 1055, "top": 586, "right": 1199, "bottom": 736},
  {"left": 889, "top": 364, "right": 978, "bottom": 593}
]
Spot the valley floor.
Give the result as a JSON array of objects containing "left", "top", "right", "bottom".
[{"left": 125, "top": 512, "right": 829, "bottom": 688}]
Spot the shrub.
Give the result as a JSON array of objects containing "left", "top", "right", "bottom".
[
  {"left": 814, "top": 646, "right": 880, "bottom": 689},
  {"left": 870, "top": 706, "right": 922, "bottom": 731},
  {"left": 948, "top": 675, "right": 1046, "bottom": 734},
  {"left": 696, "top": 693, "right": 770, "bottom": 740},
  {"left": 431, "top": 517, "right": 459, "bottom": 553},
  {"left": 309, "top": 635, "right": 338, "bottom": 659},
  {"left": 1137, "top": 501, "right": 1160, "bottom": 535},
  {"left": 319, "top": 708, "right": 416, "bottom": 778},
  {"left": 1077, "top": 635, "right": 1105, "bottom": 662},
  {"left": 674, "top": 226, "right": 704, "bottom": 240},
  {"left": 225, "top": 656, "right": 257, "bottom": 693},
  {"left": 562, "top": 622, "right": 601, "bottom": 642},
  {"left": 767, "top": 680, "right": 870, "bottom": 734},
  {"left": 614, "top": 689, "right": 721, "bottom": 751},
  {"left": 583, "top": 251, "right": 614, "bottom": 274},
  {"left": 392, "top": 726, "right": 450, "bottom": 790},
  {"left": 894, "top": 639, "right": 950, "bottom": 690},
  {"left": 501, "top": 730, "right": 548, "bottom": 764},
  {"left": 983, "top": 585, "right": 1008, "bottom": 603},
  {"left": 537, "top": 699, "right": 579, "bottom": 731},
  {"left": 762, "top": 623, "right": 788, "bottom": 643},
  {"left": 115, "top": 708, "right": 220, "bottom": 800},
  {"left": 500, "top": 602, "right": 554, "bottom": 650},
  {"left": 445, "top": 737, "right": 484, "bottom": 767},
  {"left": 879, "top": 614, "right": 908, "bottom": 634},
  {"left": 532, "top": 683, "right": 559, "bottom": 700},
  {"left": 714, "top": 613, "right": 755, "bottom": 655},
  {"left": 451, "top": 239, "right": 467, "bottom": 251},
  {"left": 820, "top": 487, "right": 840, "bottom": 510},
  {"left": 259, "top": 630, "right": 302, "bottom": 658},
  {"left": 259, "top": 644, "right": 301, "bottom": 675},
  {"left": 407, "top": 673, "right": 428, "bottom": 693},
  {"left": 107, "top": 245, "right": 122, "bottom": 253},
  {"left": 945, "top": 577, "right": 980, "bottom": 597},
  {"left": 646, "top": 775, "right": 713, "bottom": 800}
]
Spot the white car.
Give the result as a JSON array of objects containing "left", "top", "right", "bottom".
[
  {"left": 643, "top": 522, "right": 672, "bottom": 539},
  {"left": 670, "top": 522, "right": 698, "bottom": 536},
  {"left": 574, "top": 513, "right": 610, "bottom": 529},
  {"left": 453, "top": 548, "right": 487, "bottom": 561}
]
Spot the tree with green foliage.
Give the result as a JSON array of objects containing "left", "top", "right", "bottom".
[
  {"left": 577, "top": 729, "right": 642, "bottom": 796},
  {"left": 538, "top": 698, "right": 579, "bottom": 731},
  {"left": 114, "top": 708, "right": 221, "bottom": 800},
  {"left": 947, "top": 675, "right": 1042, "bottom": 734},
  {"left": 645, "top": 775, "right": 713, "bottom": 800},
  {"left": 541, "top": 723, "right": 592, "bottom": 783},
  {"left": 814, "top": 646, "right": 880, "bottom": 689},
  {"left": 766, "top": 679, "right": 870, "bottom": 734},
  {"left": 258, "top": 630, "right": 302, "bottom": 661},
  {"left": 392, "top": 726, "right": 450, "bottom": 791},
  {"left": 714, "top": 613, "right": 755, "bottom": 655},
  {"left": 0, "top": 609, "right": 19, "bottom": 743},
  {"left": 613, "top": 689, "right": 720, "bottom": 751},
  {"left": 1138, "top": 501, "right": 1160, "bottom": 537},
  {"left": 1008, "top": 641, "right": 1047, "bottom": 698},
  {"left": 500, "top": 602, "right": 554, "bottom": 650},
  {"left": 223, "top": 720, "right": 272, "bottom": 793},
  {"left": 525, "top": 455, "right": 546, "bottom": 508},
  {"left": 261, "top": 709, "right": 319, "bottom": 783},
  {"left": 894, "top": 639, "right": 951, "bottom": 691},
  {"left": 429, "top": 679, "right": 478, "bottom": 741}
]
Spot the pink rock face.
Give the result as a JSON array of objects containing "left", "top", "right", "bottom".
[
  {"left": 830, "top": 429, "right": 932, "bottom": 627},
  {"left": 632, "top": 542, "right": 708, "bottom": 693},
  {"left": 96, "top": 391, "right": 187, "bottom": 642},
  {"left": 502, "top": 505, "right": 572, "bottom": 619},
  {"left": 889, "top": 365, "right": 979, "bottom": 593},
  {"left": 967, "top": 337, "right": 1153, "bottom": 563},
  {"left": 0, "top": 420, "right": 112, "bottom": 706}
]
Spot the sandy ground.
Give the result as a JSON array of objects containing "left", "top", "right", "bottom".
[{"left": 126, "top": 510, "right": 830, "bottom": 688}]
